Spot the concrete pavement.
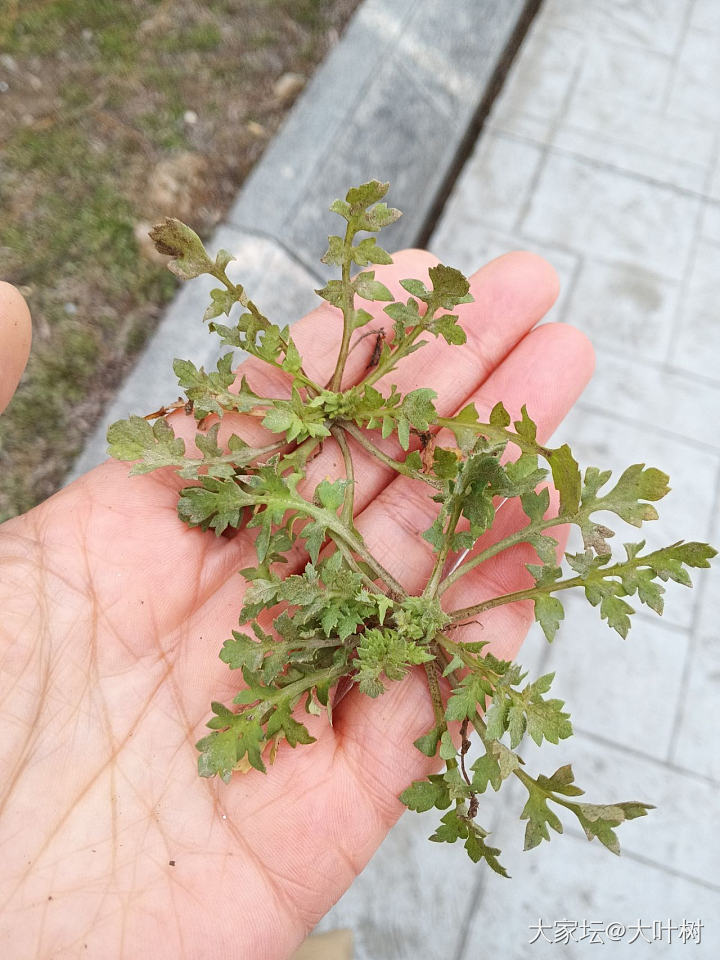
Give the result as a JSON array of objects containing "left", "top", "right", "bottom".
[{"left": 319, "top": 1, "right": 720, "bottom": 956}]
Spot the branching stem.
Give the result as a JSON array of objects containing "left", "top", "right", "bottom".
[
  {"left": 446, "top": 547, "right": 677, "bottom": 624},
  {"left": 438, "top": 514, "right": 571, "bottom": 596},
  {"left": 331, "top": 425, "right": 355, "bottom": 528},
  {"left": 340, "top": 421, "right": 442, "bottom": 488},
  {"left": 425, "top": 499, "right": 463, "bottom": 598},
  {"left": 329, "top": 221, "right": 356, "bottom": 392}
]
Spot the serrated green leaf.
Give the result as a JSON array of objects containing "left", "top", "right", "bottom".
[
  {"left": 107, "top": 415, "right": 184, "bottom": 471},
  {"left": 429, "top": 807, "right": 465, "bottom": 843},
  {"left": 439, "top": 730, "right": 457, "bottom": 760},
  {"left": 445, "top": 402, "right": 479, "bottom": 448},
  {"left": 446, "top": 672, "right": 493, "bottom": 722},
  {"left": 514, "top": 405, "right": 537, "bottom": 442},
  {"left": 536, "top": 764, "right": 585, "bottom": 797},
  {"left": 359, "top": 202, "right": 402, "bottom": 231},
  {"left": 315, "top": 478, "right": 347, "bottom": 512},
  {"left": 533, "top": 594, "right": 565, "bottom": 642},
  {"left": 585, "top": 463, "right": 670, "bottom": 526},
  {"left": 178, "top": 477, "right": 250, "bottom": 535},
  {"left": 265, "top": 703, "right": 316, "bottom": 748},
  {"left": 521, "top": 487, "right": 550, "bottom": 523},
  {"left": 489, "top": 401, "right": 511, "bottom": 428},
  {"left": 521, "top": 787, "right": 564, "bottom": 851},
  {"left": 353, "top": 237, "right": 393, "bottom": 265},
  {"left": 427, "top": 263, "right": 472, "bottom": 310},
  {"left": 414, "top": 726, "right": 442, "bottom": 757},
  {"left": 346, "top": 179, "right": 389, "bottom": 209},
  {"left": 320, "top": 235, "right": 346, "bottom": 266},
  {"left": 203, "top": 287, "right": 238, "bottom": 322},
  {"left": 315, "top": 279, "right": 345, "bottom": 307},
  {"left": 400, "top": 777, "right": 450, "bottom": 813},
  {"left": 432, "top": 313, "right": 466, "bottom": 345},
  {"left": 354, "top": 271, "right": 393, "bottom": 302},
  {"left": 525, "top": 697, "right": 573, "bottom": 746},
  {"left": 464, "top": 827, "right": 509, "bottom": 876},
  {"left": 399, "top": 278, "right": 429, "bottom": 299},
  {"left": 400, "top": 388, "right": 437, "bottom": 431},
  {"left": 547, "top": 443, "right": 582, "bottom": 516},
  {"left": 219, "top": 631, "right": 264, "bottom": 672}
]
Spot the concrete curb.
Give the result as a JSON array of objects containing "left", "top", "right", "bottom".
[{"left": 70, "top": 0, "right": 539, "bottom": 478}]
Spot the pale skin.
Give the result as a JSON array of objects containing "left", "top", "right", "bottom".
[{"left": 0, "top": 252, "right": 594, "bottom": 959}]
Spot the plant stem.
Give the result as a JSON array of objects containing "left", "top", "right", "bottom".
[
  {"left": 424, "top": 659, "right": 447, "bottom": 728},
  {"left": 446, "top": 547, "right": 675, "bottom": 624},
  {"left": 323, "top": 514, "right": 406, "bottom": 600},
  {"left": 257, "top": 661, "right": 348, "bottom": 712},
  {"left": 329, "top": 221, "right": 356, "bottom": 392},
  {"left": 436, "top": 416, "right": 550, "bottom": 458},
  {"left": 330, "top": 536, "right": 385, "bottom": 595},
  {"left": 438, "top": 514, "right": 570, "bottom": 596},
  {"left": 425, "top": 499, "right": 463, "bottom": 598},
  {"left": 340, "top": 421, "right": 442, "bottom": 488},
  {"left": 213, "top": 268, "right": 320, "bottom": 395},
  {"left": 424, "top": 659, "right": 458, "bottom": 775},
  {"left": 448, "top": 578, "right": 578, "bottom": 624},
  {"left": 331, "top": 425, "right": 355, "bottom": 527},
  {"left": 338, "top": 531, "right": 406, "bottom": 601}
]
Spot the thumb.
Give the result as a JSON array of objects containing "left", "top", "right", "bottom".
[{"left": 0, "top": 282, "right": 32, "bottom": 415}]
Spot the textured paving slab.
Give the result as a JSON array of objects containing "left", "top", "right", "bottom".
[
  {"left": 670, "top": 507, "right": 720, "bottom": 782},
  {"left": 459, "top": 785, "right": 719, "bottom": 958},
  {"left": 322, "top": 1, "right": 720, "bottom": 955},
  {"left": 316, "top": 804, "right": 493, "bottom": 959},
  {"left": 228, "top": 0, "right": 538, "bottom": 267}
]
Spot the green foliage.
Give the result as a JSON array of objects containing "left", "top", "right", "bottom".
[
  {"left": 108, "top": 179, "right": 715, "bottom": 874},
  {"left": 355, "top": 628, "right": 433, "bottom": 697}
]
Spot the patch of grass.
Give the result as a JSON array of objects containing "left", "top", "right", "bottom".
[
  {"left": 0, "top": 0, "right": 362, "bottom": 520},
  {"left": 3, "top": 0, "right": 143, "bottom": 56},
  {"left": 161, "top": 22, "right": 223, "bottom": 54}
]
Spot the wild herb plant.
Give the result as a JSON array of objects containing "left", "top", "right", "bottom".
[{"left": 108, "top": 181, "right": 715, "bottom": 875}]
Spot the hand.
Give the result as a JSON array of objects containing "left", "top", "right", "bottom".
[
  {"left": 0, "top": 252, "right": 593, "bottom": 960},
  {"left": 0, "top": 282, "right": 31, "bottom": 415}
]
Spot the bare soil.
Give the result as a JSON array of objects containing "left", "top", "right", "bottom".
[{"left": 0, "top": 0, "right": 360, "bottom": 520}]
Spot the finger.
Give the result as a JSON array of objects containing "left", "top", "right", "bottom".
[
  {"left": 73, "top": 250, "right": 439, "bottom": 619},
  {"left": 434, "top": 325, "right": 598, "bottom": 661},
  {"left": 440, "top": 492, "right": 567, "bottom": 661},
  {"left": 301, "top": 250, "right": 561, "bottom": 498},
  {"left": 166, "top": 248, "right": 441, "bottom": 452},
  {"left": 332, "top": 322, "right": 594, "bottom": 807},
  {"left": 170, "top": 249, "right": 557, "bottom": 464},
  {"left": 174, "top": 250, "right": 561, "bottom": 636},
  {"left": 0, "top": 283, "right": 32, "bottom": 415},
  {"left": 115, "top": 249, "right": 561, "bottom": 605}
]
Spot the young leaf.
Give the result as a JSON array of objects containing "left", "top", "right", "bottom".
[
  {"left": 400, "top": 776, "right": 450, "bottom": 813},
  {"left": 148, "top": 218, "right": 213, "bottom": 279},
  {"left": 107, "top": 416, "right": 185, "bottom": 473},
  {"left": 534, "top": 594, "right": 565, "bottom": 642}
]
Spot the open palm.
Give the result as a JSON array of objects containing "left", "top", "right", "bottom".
[{"left": 0, "top": 251, "right": 593, "bottom": 959}]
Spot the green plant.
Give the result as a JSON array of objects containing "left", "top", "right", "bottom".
[{"left": 108, "top": 181, "right": 715, "bottom": 875}]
